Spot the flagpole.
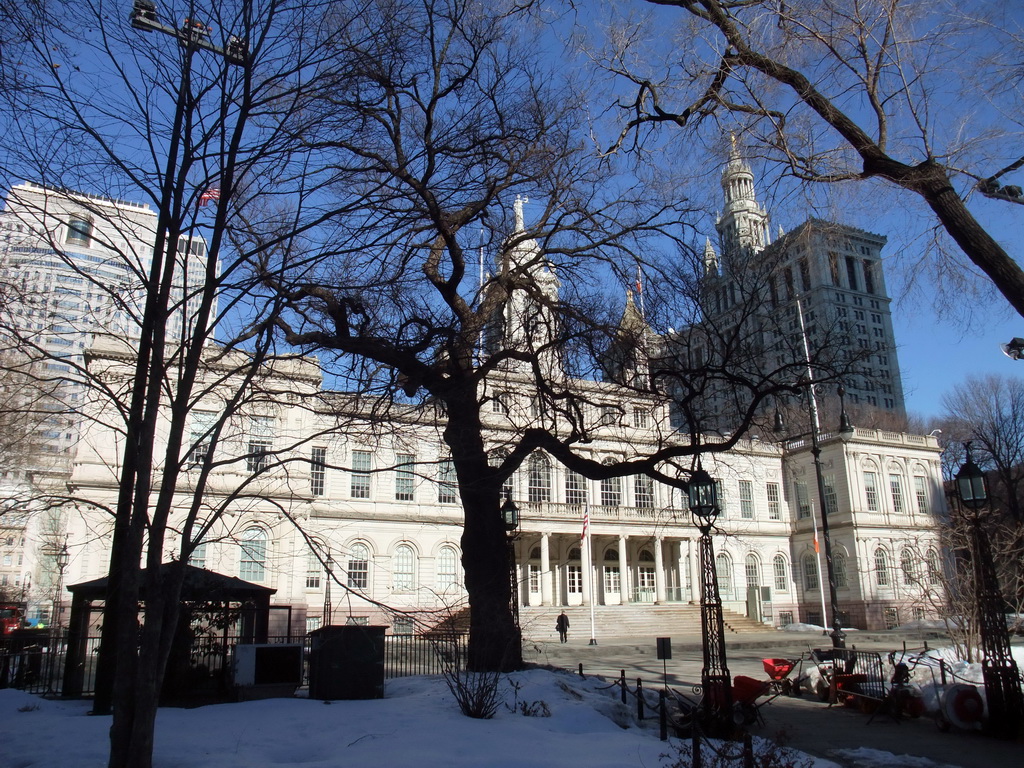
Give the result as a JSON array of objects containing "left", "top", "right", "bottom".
[
  {"left": 586, "top": 502, "right": 597, "bottom": 645},
  {"left": 810, "top": 501, "right": 828, "bottom": 635}
]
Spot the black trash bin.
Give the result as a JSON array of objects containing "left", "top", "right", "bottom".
[{"left": 308, "top": 625, "right": 386, "bottom": 700}]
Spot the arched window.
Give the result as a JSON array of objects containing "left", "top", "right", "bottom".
[
  {"left": 744, "top": 554, "right": 761, "bottom": 588},
  {"left": 773, "top": 555, "right": 789, "bottom": 592},
  {"left": 239, "top": 528, "right": 267, "bottom": 582},
  {"left": 528, "top": 453, "right": 552, "bottom": 503},
  {"left": 348, "top": 542, "right": 370, "bottom": 590},
  {"left": 900, "top": 549, "right": 916, "bottom": 585},
  {"left": 874, "top": 548, "right": 890, "bottom": 586},
  {"left": 834, "top": 553, "right": 848, "bottom": 588},
  {"left": 926, "top": 549, "right": 941, "bottom": 585},
  {"left": 802, "top": 554, "right": 819, "bottom": 591},
  {"left": 394, "top": 544, "right": 416, "bottom": 592},
  {"left": 569, "top": 547, "right": 582, "bottom": 560},
  {"left": 437, "top": 545, "right": 459, "bottom": 592},
  {"left": 604, "top": 549, "right": 619, "bottom": 562},
  {"left": 716, "top": 553, "right": 733, "bottom": 597}
]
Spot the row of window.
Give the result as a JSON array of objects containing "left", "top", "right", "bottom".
[
  {"left": 490, "top": 393, "right": 653, "bottom": 429},
  {"left": 194, "top": 528, "right": 462, "bottom": 593}
]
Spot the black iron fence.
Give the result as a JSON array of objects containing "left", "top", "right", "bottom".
[{"left": 1, "top": 629, "right": 468, "bottom": 699}]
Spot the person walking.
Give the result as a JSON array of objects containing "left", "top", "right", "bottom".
[{"left": 555, "top": 611, "right": 569, "bottom": 643}]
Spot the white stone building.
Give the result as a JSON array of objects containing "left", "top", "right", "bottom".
[{"left": 48, "top": 337, "right": 945, "bottom": 636}]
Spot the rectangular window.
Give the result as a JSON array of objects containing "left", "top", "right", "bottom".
[
  {"left": 306, "top": 551, "right": 322, "bottom": 589},
  {"left": 565, "top": 472, "right": 587, "bottom": 507},
  {"left": 632, "top": 407, "right": 649, "bottom": 428},
  {"left": 528, "top": 564, "right": 541, "bottom": 592},
  {"left": 187, "top": 410, "right": 217, "bottom": 468},
  {"left": 799, "top": 258, "right": 811, "bottom": 291},
  {"left": 845, "top": 255, "right": 859, "bottom": 290},
  {"left": 795, "top": 482, "right": 810, "bottom": 519},
  {"left": 823, "top": 475, "right": 838, "bottom": 515},
  {"left": 883, "top": 607, "right": 899, "bottom": 630},
  {"left": 766, "top": 482, "right": 781, "bottom": 520},
  {"left": 803, "top": 558, "right": 819, "bottom": 591},
  {"left": 778, "top": 610, "right": 794, "bottom": 627},
  {"left": 739, "top": 479, "right": 754, "bottom": 519},
  {"left": 604, "top": 566, "right": 620, "bottom": 595},
  {"left": 392, "top": 617, "right": 415, "bottom": 636},
  {"left": 829, "top": 252, "right": 841, "bottom": 285},
  {"left": 889, "top": 474, "right": 905, "bottom": 514},
  {"left": 634, "top": 475, "right": 655, "bottom": 509},
  {"left": 863, "top": 260, "right": 876, "bottom": 294},
  {"left": 310, "top": 446, "right": 327, "bottom": 496},
  {"left": 600, "top": 405, "right": 617, "bottom": 426},
  {"left": 351, "top": 450, "right": 372, "bottom": 498},
  {"left": 914, "top": 476, "right": 929, "bottom": 514},
  {"left": 437, "top": 459, "right": 457, "bottom": 504},
  {"left": 395, "top": 453, "right": 415, "bottom": 501},
  {"left": 864, "top": 471, "right": 879, "bottom": 511},
  {"left": 247, "top": 416, "right": 274, "bottom": 474},
  {"left": 567, "top": 565, "right": 583, "bottom": 594}
]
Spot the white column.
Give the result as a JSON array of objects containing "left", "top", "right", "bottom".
[
  {"left": 618, "top": 534, "right": 630, "bottom": 604},
  {"left": 677, "top": 543, "right": 687, "bottom": 603},
  {"left": 654, "top": 536, "right": 666, "bottom": 603},
  {"left": 541, "top": 533, "right": 553, "bottom": 605},
  {"left": 687, "top": 538, "right": 699, "bottom": 603}
]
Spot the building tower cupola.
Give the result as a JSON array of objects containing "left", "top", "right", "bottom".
[{"left": 715, "top": 135, "right": 771, "bottom": 263}]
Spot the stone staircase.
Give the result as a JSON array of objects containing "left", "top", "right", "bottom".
[{"left": 519, "top": 603, "right": 774, "bottom": 643}]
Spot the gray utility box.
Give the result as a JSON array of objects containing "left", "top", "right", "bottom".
[
  {"left": 308, "top": 625, "right": 386, "bottom": 700},
  {"left": 231, "top": 643, "right": 303, "bottom": 701}
]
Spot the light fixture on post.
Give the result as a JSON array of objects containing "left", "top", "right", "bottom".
[
  {"left": 53, "top": 543, "right": 70, "bottom": 629},
  {"left": 688, "top": 461, "right": 732, "bottom": 731},
  {"left": 501, "top": 493, "right": 521, "bottom": 629},
  {"left": 954, "top": 442, "right": 1024, "bottom": 737}
]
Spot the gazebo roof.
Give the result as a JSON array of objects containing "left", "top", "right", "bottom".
[{"left": 68, "top": 563, "right": 276, "bottom": 602}]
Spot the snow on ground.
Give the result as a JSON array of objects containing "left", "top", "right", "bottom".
[
  {"left": 0, "top": 668, "right": 845, "bottom": 768},
  {"left": 831, "top": 747, "right": 961, "bottom": 768}
]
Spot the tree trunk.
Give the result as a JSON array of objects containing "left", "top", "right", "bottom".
[{"left": 445, "top": 398, "right": 522, "bottom": 671}]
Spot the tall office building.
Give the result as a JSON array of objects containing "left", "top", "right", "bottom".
[
  {"left": 0, "top": 182, "right": 212, "bottom": 456},
  {"left": 702, "top": 145, "right": 906, "bottom": 422}
]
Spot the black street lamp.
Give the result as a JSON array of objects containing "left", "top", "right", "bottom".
[
  {"left": 501, "top": 493, "right": 521, "bottom": 628},
  {"left": 53, "top": 543, "right": 69, "bottom": 629},
  {"left": 688, "top": 462, "right": 732, "bottom": 730},
  {"left": 954, "top": 443, "right": 1024, "bottom": 737},
  {"left": 775, "top": 384, "right": 851, "bottom": 649}
]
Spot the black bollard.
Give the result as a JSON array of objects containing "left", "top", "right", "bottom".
[
  {"left": 620, "top": 670, "right": 627, "bottom": 704},
  {"left": 637, "top": 678, "right": 644, "bottom": 720}
]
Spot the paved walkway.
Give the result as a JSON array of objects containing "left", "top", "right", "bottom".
[{"left": 524, "top": 630, "right": 1024, "bottom": 768}]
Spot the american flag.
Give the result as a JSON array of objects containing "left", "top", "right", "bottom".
[
  {"left": 581, "top": 507, "right": 589, "bottom": 542},
  {"left": 635, "top": 265, "right": 643, "bottom": 295},
  {"left": 199, "top": 187, "right": 220, "bottom": 206}
]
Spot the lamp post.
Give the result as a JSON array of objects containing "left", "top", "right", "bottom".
[
  {"left": 775, "top": 384, "right": 851, "bottom": 649},
  {"left": 688, "top": 462, "right": 732, "bottom": 730},
  {"left": 954, "top": 443, "right": 1024, "bottom": 737},
  {"left": 53, "top": 543, "right": 69, "bottom": 629},
  {"left": 501, "top": 493, "right": 521, "bottom": 629}
]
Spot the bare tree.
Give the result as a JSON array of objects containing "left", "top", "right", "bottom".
[
  {"left": 0, "top": 2, "right": 360, "bottom": 766},
  {"left": 263, "top": 0, "right": 851, "bottom": 672},
  {"left": 593, "top": 0, "right": 1024, "bottom": 318}
]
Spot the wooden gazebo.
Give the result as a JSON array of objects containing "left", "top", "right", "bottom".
[{"left": 61, "top": 564, "right": 276, "bottom": 699}]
